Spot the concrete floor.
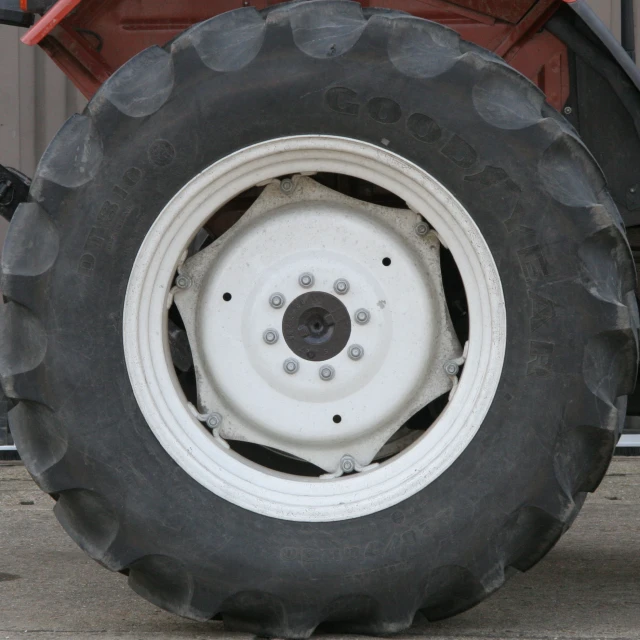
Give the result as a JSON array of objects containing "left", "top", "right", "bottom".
[{"left": 1, "top": 460, "right": 639, "bottom": 640}]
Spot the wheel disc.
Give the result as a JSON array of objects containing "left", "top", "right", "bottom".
[{"left": 123, "top": 135, "right": 507, "bottom": 521}]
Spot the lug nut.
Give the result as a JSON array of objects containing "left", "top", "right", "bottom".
[
  {"left": 333, "top": 278, "right": 350, "bottom": 295},
  {"left": 348, "top": 344, "right": 364, "bottom": 360},
  {"left": 269, "top": 292, "right": 285, "bottom": 309},
  {"left": 206, "top": 412, "right": 223, "bottom": 429},
  {"left": 283, "top": 358, "right": 299, "bottom": 374},
  {"left": 444, "top": 360, "right": 460, "bottom": 376},
  {"left": 299, "top": 272, "right": 314, "bottom": 288},
  {"left": 319, "top": 365, "right": 335, "bottom": 381},
  {"left": 175, "top": 274, "right": 192, "bottom": 289},
  {"left": 415, "top": 222, "right": 430, "bottom": 236},
  {"left": 340, "top": 455, "right": 356, "bottom": 474},
  {"left": 280, "top": 178, "right": 294, "bottom": 193},
  {"left": 354, "top": 308, "right": 370, "bottom": 325},
  {"left": 263, "top": 329, "right": 279, "bottom": 345}
]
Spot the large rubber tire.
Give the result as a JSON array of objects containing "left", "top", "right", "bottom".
[{"left": 1, "top": 1, "right": 637, "bottom": 636}]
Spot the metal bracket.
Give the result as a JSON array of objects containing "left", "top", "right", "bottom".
[
  {"left": 446, "top": 341, "right": 469, "bottom": 401},
  {"left": 565, "top": 0, "right": 640, "bottom": 92},
  {"left": 0, "top": 165, "right": 30, "bottom": 221},
  {"left": 187, "top": 403, "right": 230, "bottom": 450},
  {"left": 0, "top": 1, "right": 57, "bottom": 27},
  {"left": 0, "top": 387, "right": 13, "bottom": 449},
  {"left": 0, "top": 9, "right": 34, "bottom": 27}
]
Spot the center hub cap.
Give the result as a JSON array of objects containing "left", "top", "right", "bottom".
[{"left": 283, "top": 291, "right": 351, "bottom": 361}]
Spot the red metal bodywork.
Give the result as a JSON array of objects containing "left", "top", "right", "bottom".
[{"left": 23, "top": 0, "right": 570, "bottom": 111}]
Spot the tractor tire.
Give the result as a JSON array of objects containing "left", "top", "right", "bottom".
[{"left": 1, "top": 1, "right": 637, "bottom": 637}]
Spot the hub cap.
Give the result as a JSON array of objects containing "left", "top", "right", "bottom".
[
  {"left": 283, "top": 291, "right": 351, "bottom": 362},
  {"left": 123, "top": 136, "right": 506, "bottom": 521}
]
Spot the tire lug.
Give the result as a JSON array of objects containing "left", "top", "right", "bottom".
[
  {"left": 319, "top": 365, "right": 335, "bottom": 381},
  {"left": 298, "top": 272, "right": 314, "bottom": 288},
  {"left": 283, "top": 358, "right": 299, "bottom": 374},
  {"left": 333, "top": 278, "right": 350, "bottom": 295},
  {"left": 269, "top": 292, "right": 285, "bottom": 309},
  {"left": 348, "top": 344, "right": 364, "bottom": 360},
  {"left": 354, "top": 308, "right": 370, "bottom": 325},
  {"left": 263, "top": 329, "right": 279, "bottom": 345}
]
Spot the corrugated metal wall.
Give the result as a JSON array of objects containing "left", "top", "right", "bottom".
[
  {"left": 0, "top": 27, "right": 86, "bottom": 178},
  {"left": 589, "top": 0, "right": 623, "bottom": 40}
]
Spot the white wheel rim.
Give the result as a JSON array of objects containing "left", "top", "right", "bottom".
[{"left": 123, "top": 136, "right": 506, "bottom": 522}]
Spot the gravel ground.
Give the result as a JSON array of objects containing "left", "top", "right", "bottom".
[{"left": 1, "top": 458, "right": 639, "bottom": 640}]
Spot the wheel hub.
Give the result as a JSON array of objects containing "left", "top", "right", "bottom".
[{"left": 283, "top": 291, "right": 351, "bottom": 361}]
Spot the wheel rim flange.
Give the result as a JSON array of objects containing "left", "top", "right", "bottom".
[{"left": 123, "top": 135, "right": 507, "bottom": 522}]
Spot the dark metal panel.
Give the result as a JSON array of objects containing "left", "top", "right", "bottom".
[{"left": 568, "top": 0, "right": 640, "bottom": 91}]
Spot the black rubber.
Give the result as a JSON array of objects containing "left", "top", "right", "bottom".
[{"left": 1, "top": 2, "right": 638, "bottom": 637}]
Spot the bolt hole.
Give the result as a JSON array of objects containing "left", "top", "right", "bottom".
[
  {"left": 333, "top": 415, "right": 342, "bottom": 424},
  {"left": 382, "top": 257, "right": 391, "bottom": 266},
  {"left": 223, "top": 292, "right": 232, "bottom": 301}
]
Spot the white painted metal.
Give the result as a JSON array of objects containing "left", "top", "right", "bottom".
[
  {"left": 619, "top": 434, "right": 640, "bottom": 447},
  {"left": 123, "top": 136, "right": 506, "bottom": 521},
  {"left": 173, "top": 176, "right": 460, "bottom": 473}
]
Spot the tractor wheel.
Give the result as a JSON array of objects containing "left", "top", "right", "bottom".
[{"left": 1, "top": 2, "right": 637, "bottom": 637}]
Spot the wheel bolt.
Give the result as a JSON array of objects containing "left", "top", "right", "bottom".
[
  {"left": 176, "top": 274, "right": 192, "bottom": 289},
  {"left": 299, "top": 272, "right": 314, "bottom": 288},
  {"left": 283, "top": 358, "right": 299, "bottom": 374},
  {"left": 415, "top": 222, "right": 430, "bottom": 236},
  {"left": 280, "top": 178, "right": 294, "bottom": 193},
  {"left": 354, "top": 308, "right": 370, "bottom": 325},
  {"left": 263, "top": 329, "right": 279, "bottom": 345},
  {"left": 340, "top": 455, "right": 356, "bottom": 474},
  {"left": 444, "top": 360, "right": 460, "bottom": 376},
  {"left": 319, "top": 365, "right": 335, "bottom": 381},
  {"left": 206, "top": 412, "right": 223, "bottom": 429},
  {"left": 333, "top": 278, "right": 350, "bottom": 295},
  {"left": 348, "top": 344, "right": 364, "bottom": 360},
  {"left": 270, "top": 293, "right": 285, "bottom": 309}
]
